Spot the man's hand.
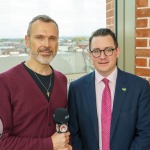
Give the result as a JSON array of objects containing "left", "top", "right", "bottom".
[
  {"left": 57, "top": 144, "right": 72, "bottom": 150},
  {"left": 51, "top": 132, "right": 70, "bottom": 150}
]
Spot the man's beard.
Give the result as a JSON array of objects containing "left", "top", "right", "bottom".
[
  {"left": 30, "top": 47, "right": 56, "bottom": 65},
  {"left": 35, "top": 55, "right": 54, "bottom": 65}
]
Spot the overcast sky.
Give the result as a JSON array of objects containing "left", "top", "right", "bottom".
[{"left": 0, "top": 0, "right": 106, "bottom": 38}]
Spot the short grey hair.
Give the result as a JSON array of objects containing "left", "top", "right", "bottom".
[{"left": 27, "top": 15, "right": 59, "bottom": 36}]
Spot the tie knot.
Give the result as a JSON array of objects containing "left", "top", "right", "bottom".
[{"left": 102, "top": 78, "right": 109, "bottom": 85}]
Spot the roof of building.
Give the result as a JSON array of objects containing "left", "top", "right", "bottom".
[{"left": 0, "top": 52, "right": 88, "bottom": 75}]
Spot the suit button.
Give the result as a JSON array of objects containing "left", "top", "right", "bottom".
[{"left": 48, "top": 123, "right": 51, "bottom": 126}]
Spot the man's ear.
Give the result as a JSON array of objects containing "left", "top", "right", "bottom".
[
  {"left": 25, "top": 35, "right": 30, "bottom": 48},
  {"left": 116, "top": 47, "right": 120, "bottom": 58}
]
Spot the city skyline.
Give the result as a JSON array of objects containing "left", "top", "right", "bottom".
[{"left": 0, "top": 0, "right": 106, "bottom": 38}]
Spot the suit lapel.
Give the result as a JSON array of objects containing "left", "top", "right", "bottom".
[
  {"left": 86, "top": 72, "right": 99, "bottom": 141},
  {"left": 110, "top": 69, "right": 128, "bottom": 141}
]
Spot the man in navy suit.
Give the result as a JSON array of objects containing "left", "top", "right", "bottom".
[{"left": 68, "top": 28, "right": 150, "bottom": 150}]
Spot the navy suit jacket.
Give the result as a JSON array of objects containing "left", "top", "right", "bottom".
[{"left": 68, "top": 69, "right": 150, "bottom": 150}]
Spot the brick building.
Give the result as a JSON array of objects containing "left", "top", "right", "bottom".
[{"left": 106, "top": 0, "right": 150, "bottom": 81}]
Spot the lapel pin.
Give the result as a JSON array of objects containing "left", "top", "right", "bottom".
[{"left": 122, "top": 88, "right": 126, "bottom": 91}]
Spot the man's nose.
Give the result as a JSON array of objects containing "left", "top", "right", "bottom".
[
  {"left": 99, "top": 51, "right": 106, "bottom": 58},
  {"left": 43, "top": 39, "right": 50, "bottom": 47}
]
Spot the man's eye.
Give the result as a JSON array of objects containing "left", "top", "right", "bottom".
[
  {"left": 49, "top": 36, "right": 57, "bottom": 41},
  {"left": 93, "top": 50, "right": 99, "bottom": 53},
  {"left": 37, "top": 37, "right": 42, "bottom": 39},
  {"left": 106, "top": 48, "right": 112, "bottom": 52},
  {"left": 35, "top": 36, "right": 43, "bottom": 39}
]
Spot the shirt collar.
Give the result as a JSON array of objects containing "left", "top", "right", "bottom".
[{"left": 95, "top": 67, "right": 118, "bottom": 84}]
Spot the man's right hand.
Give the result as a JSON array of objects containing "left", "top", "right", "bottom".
[{"left": 51, "top": 132, "right": 70, "bottom": 150}]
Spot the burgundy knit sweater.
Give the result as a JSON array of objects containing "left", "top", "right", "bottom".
[{"left": 0, "top": 63, "right": 67, "bottom": 150}]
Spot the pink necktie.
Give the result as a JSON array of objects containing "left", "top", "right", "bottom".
[{"left": 101, "top": 78, "right": 111, "bottom": 150}]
